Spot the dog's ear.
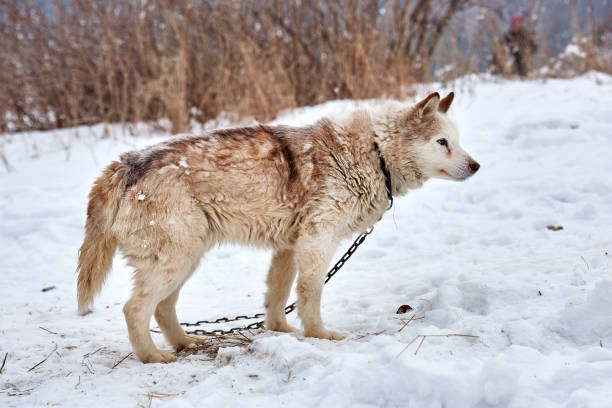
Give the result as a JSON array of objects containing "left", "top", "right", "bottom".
[
  {"left": 415, "top": 92, "right": 440, "bottom": 121},
  {"left": 438, "top": 92, "right": 454, "bottom": 113}
]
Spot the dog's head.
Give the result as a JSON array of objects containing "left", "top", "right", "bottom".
[{"left": 406, "top": 92, "right": 479, "bottom": 181}]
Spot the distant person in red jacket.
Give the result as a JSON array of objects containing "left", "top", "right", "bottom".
[{"left": 504, "top": 14, "right": 538, "bottom": 76}]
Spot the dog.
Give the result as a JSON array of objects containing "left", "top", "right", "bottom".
[{"left": 77, "top": 91, "right": 479, "bottom": 363}]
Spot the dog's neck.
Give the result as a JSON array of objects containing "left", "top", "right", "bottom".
[
  {"left": 372, "top": 129, "right": 427, "bottom": 197},
  {"left": 373, "top": 138, "right": 393, "bottom": 209}
]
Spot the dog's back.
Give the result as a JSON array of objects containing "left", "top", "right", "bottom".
[{"left": 77, "top": 124, "right": 320, "bottom": 313}]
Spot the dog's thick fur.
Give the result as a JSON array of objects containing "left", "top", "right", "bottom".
[{"left": 77, "top": 92, "right": 479, "bottom": 363}]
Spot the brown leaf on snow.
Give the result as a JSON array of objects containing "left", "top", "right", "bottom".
[{"left": 396, "top": 304, "right": 413, "bottom": 314}]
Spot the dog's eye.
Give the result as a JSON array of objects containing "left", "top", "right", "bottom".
[{"left": 437, "top": 138, "right": 448, "bottom": 146}]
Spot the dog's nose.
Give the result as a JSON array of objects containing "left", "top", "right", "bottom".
[{"left": 469, "top": 160, "right": 480, "bottom": 173}]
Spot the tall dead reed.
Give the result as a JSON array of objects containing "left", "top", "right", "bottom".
[
  {"left": 3, "top": 0, "right": 608, "bottom": 134},
  {"left": 0, "top": 0, "right": 471, "bottom": 133}
]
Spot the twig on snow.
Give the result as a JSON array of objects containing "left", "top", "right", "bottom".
[
  {"left": 414, "top": 336, "right": 427, "bottom": 355},
  {"left": 0, "top": 352, "right": 7, "bottom": 374},
  {"left": 82, "top": 359, "right": 95, "bottom": 374},
  {"left": 237, "top": 331, "right": 253, "bottom": 343},
  {"left": 109, "top": 352, "right": 133, "bottom": 372},
  {"left": 280, "top": 358, "right": 293, "bottom": 383},
  {"left": 0, "top": 150, "right": 13, "bottom": 173},
  {"left": 397, "top": 313, "right": 425, "bottom": 333},
  {"left": 395, "top": 335, "right": 421, "bottom": 358},
  {"left": 28, "top": 344, "right": 58, "bottom": 372},
  {"left": 580, "top": 255, "right": 590, "bottom": 271},
  {"left": 5, "top": 386, "right": 36, "bottom": 396},
  {"left": 144, "top": 391, "right": 179, "bottom": 407},
  {"left": 177, "top": 333, "right": 253, "bottom": 358},
  {"left": 396, "top": 333, "right": 479, "bottom": 358},
  {"left": 354, "top": 330, "right": 386, "bottom": 340},
  {"left": 39, "top": 326, "right": 58, "bottom": 335},
  {"left": 83, "top": 347, "right": 105, "bottom": 358}
]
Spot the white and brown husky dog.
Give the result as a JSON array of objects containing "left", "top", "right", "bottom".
[{"left": 77, "top": 92, "right": 479, "bottom": 363}]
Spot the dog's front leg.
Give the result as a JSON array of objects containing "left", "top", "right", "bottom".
[
  {"left": 265, "top": 249, "right": 299, "bottom": 333},
  {"left": 295, "top": 234, "right": 344, "bottom": 340}
]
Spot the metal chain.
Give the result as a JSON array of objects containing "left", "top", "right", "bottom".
[{"left": 151, "top": 226, "right": 374, "bottom": 336}]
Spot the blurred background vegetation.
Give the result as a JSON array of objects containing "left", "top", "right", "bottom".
[{"left": 0, "top": 0, "right": 610, "bottom": 134}]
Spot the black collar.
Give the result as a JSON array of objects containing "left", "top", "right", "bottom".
[{"left": 373, "top": 140, "right": 393, "bottom": 210}]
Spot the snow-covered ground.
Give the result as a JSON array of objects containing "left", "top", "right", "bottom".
[{"left": 1, "top": 74, "right": 612, "bottom": 407}]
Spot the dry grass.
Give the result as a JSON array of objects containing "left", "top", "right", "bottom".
[
  {"left": 0, "top": 0, "right": 475, "bottom": 133},
  {"left": 394, "top": 310, "right": 478, "bottom": 357},
  {"left": 139, "top": 392, "right": 180, "bottom": 408},
  {"left": 27, "top": 344, "right": 59, "bottom": 372},
  {"left": 0, "top": 352, "right": 7, "bottom": 374},
  {"left": 175, "top": 332, "right": 255, "bottom": 358},
  {"left": 396, "top": 333, "right": 480, "bottom": 357},
  {"left": 1, "top": 1, "right": 609, "bottom": 134}
]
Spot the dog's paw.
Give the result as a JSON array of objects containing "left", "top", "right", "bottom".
[
  {"left": 305, "top": 328, "right": 345, "bottom": 341},
  {"left": 174, "top": 334, "right": 210, "bottom": 351},
  {"left": 141, "top": 349, "right": 177, "bottom": 364},
  {"left": 266, "top": 321, "right": 299, "bottom": 333}
]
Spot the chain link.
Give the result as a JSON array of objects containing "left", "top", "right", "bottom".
[{"left": 150, "top": 227, "right": 374, "bottom": 336}]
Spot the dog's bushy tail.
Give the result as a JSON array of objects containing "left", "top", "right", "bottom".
[{"left": 77, "top": 161, "right": 124, "bottom": 315}]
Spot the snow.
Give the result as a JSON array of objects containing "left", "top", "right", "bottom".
[
  {"left": 1, "top": 73, "right": 612, "bottom": 407},
  {"left": 562, "top": 43, "right": 587, "bottom": 59},
  {"left": 178, "top": 157, "right": 189, "bottom": 168}
]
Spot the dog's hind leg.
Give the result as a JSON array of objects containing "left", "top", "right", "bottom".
[
  {"left": 123, "top": 252, "right": 201, "bottom": 364},
  {"left": 264, "top": 249, "right": 298, "bottom": 333},
  {"left": 154, "top": 259, "right": 208, "bottom": 351}
]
